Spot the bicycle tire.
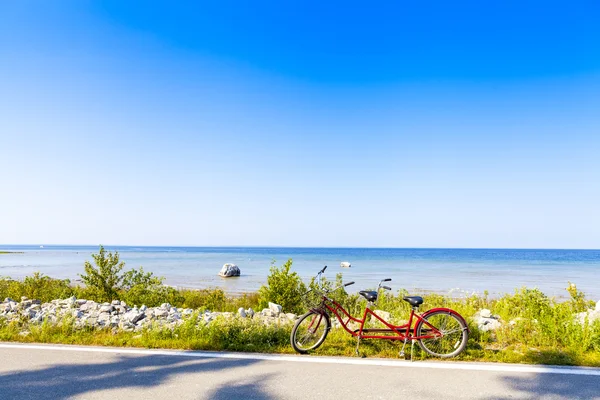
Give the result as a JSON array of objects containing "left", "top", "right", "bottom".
[
  {"left": 290, "top": 311, "right": 331, "bottom": 354},
  {"left": 416, "top": 310, "right": 468, "bottom": 358}
]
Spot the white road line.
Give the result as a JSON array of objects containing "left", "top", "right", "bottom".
[{"left": 1, "top": 343, "right": 599, "bottom": 376}]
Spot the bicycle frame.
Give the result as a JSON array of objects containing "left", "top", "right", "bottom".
[{"left": 312, "top": 294, "right": 458, "bottom": 341}]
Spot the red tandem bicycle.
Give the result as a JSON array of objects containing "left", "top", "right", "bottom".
[{"left": 290, "top": 266, "right": 469, "bottom": 359}]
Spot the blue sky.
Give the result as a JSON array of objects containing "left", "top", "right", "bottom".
[{"left": 1, "top": 1, "right": 599, "bottom": 248}]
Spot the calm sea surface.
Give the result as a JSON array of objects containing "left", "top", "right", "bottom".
[{"left": 1, "top": 245, "right": 599, "bottom": 299}]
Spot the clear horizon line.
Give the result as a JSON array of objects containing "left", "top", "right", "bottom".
[{"left": 1, "top": 244, "right": 599, "bottom": 251}]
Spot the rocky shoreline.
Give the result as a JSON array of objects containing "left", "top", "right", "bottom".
[{"left": 0, "top": 296, "right": 298, "bottom": 333}]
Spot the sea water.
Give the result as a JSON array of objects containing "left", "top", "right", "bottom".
[{"left": 1, "top": 245, "right": 599, "bottom": 299}]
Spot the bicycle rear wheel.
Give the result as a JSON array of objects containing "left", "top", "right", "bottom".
[
  {"left": 290, "top": 311, "right": 331, "bottom": 354},
  {"left": 416, "top": 310, "right": 468, "bottom": 358}
]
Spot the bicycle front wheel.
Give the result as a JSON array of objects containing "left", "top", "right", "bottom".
[
  {"left": 290, "top": 311, "right": 331, "bottom": 354},
  {"left": 416, "top": 310, "right": 468, "bottom": 358}
]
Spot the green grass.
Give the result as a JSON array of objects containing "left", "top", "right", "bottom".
[
  {"left": 1, "top": 272, "right": 599, "bottom": 367},
  {"left": 1, "top": 313, "right": 598, "bottom": 367}
]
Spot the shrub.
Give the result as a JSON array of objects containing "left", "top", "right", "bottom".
[
  {"left": 258, "top": 259, "right": 306, "bottom": 313},
  {"left": 20, "top": 273, "right": 74, "bottom": 302},
  {"left": 0, "top": 273, "right": 74, "bottom": 303},
  {"left": 79, "top": 246, "right": 125, "bottom": 302},
  {"left": 567, "top": 282, "right": 594, "bottom": 313},
  {"left": 120, "top": 267, "right": 184, "bottom": 307}
]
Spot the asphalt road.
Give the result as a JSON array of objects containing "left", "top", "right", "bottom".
[{"left": 0, "top": 343, "right": 599, "bottom": 400}]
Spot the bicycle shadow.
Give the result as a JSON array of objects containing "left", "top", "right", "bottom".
[{"left": 0, "top": 352, "right": 277, "bottom": 399}]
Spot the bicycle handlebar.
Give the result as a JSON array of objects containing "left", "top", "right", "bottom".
[
  {"left": 344, "top": 281, "right": 355, "bottom": 287},
  {"left": 319, "top": 265, "right": 327, "bottom": 274},
  {"left": 382, "top": 285, "right": 392, "bottom": 290},
  {"left": 383, "top": 278, "right": 391, "bottom": 282}
]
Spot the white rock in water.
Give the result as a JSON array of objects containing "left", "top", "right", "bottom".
[
  {"left": 218, "top": 263, "right": 241, "bottom": 277},
  {"left": 340, "top": 261, "right": 351, "bottom": 268}
]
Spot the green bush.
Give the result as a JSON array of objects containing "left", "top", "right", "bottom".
[
  {"left": 120, "top": 267, "right": 184, "bottom": 307},
  {"left": 79, "top": 245, "right": 125, "bottom": 302},
  {"left": 258, "top": 259, "right": 306, "bottom": 313},
  {"left": 0, "top": 273, "right": 74, "bottom": 302}
]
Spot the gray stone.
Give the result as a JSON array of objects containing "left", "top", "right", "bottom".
[
  {"left": 99, "top": 304, "right": 114, "bottom": 313},
  {"left": 261, "top": 308, "right": 275, "bottom": 317},
  {"left": 140, "top": 305, "right": 147, "bottom": 312},
  {"left": 124, "top": 311, "right": 145, "bottom": 324},
  {"left": 218, "top": 263, "right": 241, "bottom": 277},
  {"left": 238, "top": 307, "right": 247, "bottom": 318},
  {"left": 576, "top": 309, "right": 600, "bottom": 325},
  {"left": 79, "top": 302, "right": 98, "bottom": 312},
  {"left": 154, "top": 309, "right": 168, "bottom": 318},
  {"left": 21, "top": 300, "right": 33, "bottom": 309},
  {"left": 268, "top": 302, "right": 283, "bottom": 315},
  {"left": 480, "top": 309, "right": 492, "bottom": 318}
]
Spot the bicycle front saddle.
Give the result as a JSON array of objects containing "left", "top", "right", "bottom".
[
  {"left": 403, "top": 296, "right": 424, "bottom": 306},
  {"left": 359, "top": 290, "right": 378, "bottom": 302}
]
